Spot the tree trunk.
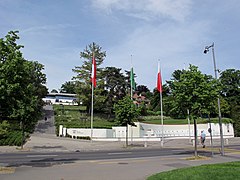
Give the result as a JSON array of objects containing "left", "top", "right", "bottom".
[
  {"left": 126, "top": 124, "right": 128, "bottom": 147},
  {"left": 194, "top": 118, "right": 198, "bottom": 158}
]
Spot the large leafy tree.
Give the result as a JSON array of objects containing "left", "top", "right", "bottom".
[
  {"left": 102, "top": 67, "right": 127, "bottom": 117},
  {"left": 72, "top": 42, "right": 106, "bottom": 111},
  {"left": 220, "top": 69, "right": 240, "bottom": 136},
  {"left": 166, "top": 65, "right": 220, "bottom": 118},
  {"left": 168, "top": 64, "right": 220, "bottom": 156},
  {"left": 0, "top": 31, "right": 47, "bottom": 145}
]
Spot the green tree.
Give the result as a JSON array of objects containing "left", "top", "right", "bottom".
[
  {"left": 102, "top": 67, "right": 127, "bottom": 117},
  {"left": 220, "top": 69, "right": 240, "bottom": 136},
  {"left": 168, "top": 65, "right": 221, "bottom": 156},
  {"left": 51, "top": 89, "right": 58, "bottom": 93},
  {"left": 72, "top": 42, "right": 106, "bottom": 112},
  {"left": 0, "top": 31, "right": 47, "bottom": 147},
  {"left": 114, "top": 96, "right": 140, "bottom": 146},
  {"left": 60, "top": 81, "right": 76, "bottom": 94}
]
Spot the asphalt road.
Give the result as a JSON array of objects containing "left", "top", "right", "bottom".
[{"left": 0, "top": 147, "right": 215, "bottom": 168}]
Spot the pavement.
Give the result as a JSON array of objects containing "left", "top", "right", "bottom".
[
  {"left": 1, "top": 134, "right": 240, "bottom": 180},
  {"left": 1, "top": 134, "right": 240, "bottom": 153}
]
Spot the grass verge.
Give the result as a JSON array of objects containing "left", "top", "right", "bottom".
[{"left": 147, "top": 161, "right": 240, "bottom": 180}]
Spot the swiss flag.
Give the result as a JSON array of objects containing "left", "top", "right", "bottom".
[
  {"left": 157, "top": 65, "right": 162, "bottom": 93},
  {"left": 91, "top": 54, "right": 96, "bottom": 87}
]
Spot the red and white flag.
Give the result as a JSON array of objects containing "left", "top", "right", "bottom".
[
  {"left": 157, "top": 63, "right": 162, "bottom": 93},
  {"left": 91, "top": 54, "right": 96, "bottom": 87}
]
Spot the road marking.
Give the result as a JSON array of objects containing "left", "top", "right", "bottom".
[
  {"left": 107, "top": 152, "right": 132, "bottom": 155},
  {"left": 26, "top": 154, "right": 58, "bottom": 158}
]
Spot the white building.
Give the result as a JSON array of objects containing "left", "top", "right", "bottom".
[{"left": 43, "top": 93, "right": 78, "bottom": 105}]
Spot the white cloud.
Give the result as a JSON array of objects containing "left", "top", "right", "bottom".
[
  {"left": 104, "top": 19, "right": 211, "bottom": 90},
  {"left": 91, "top": 0, "right": 192, "bottom": 22}
]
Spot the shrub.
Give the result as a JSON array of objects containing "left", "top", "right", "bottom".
[{"left": 0, "top": 131, "right": 25, "bottom": 146}]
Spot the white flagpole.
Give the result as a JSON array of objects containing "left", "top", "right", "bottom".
[
  {"left": 130, "top": 55, "right": 133, "bottom": 144},
  {"left": 90, "top": 80, "right": 94, "bottom": 142},
  {"left": 158, "top": 61, "right": 164, "bottom": 147},
  {"left": 90, "top": 53, "right": 94, "bottom": 142},
  {"left": 130, "top": 55, "right": 133, "bottom": 100}
]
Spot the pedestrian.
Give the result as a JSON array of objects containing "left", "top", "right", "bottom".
[{"left": 200, "top": 130, "right": 206, "bottom": 148}]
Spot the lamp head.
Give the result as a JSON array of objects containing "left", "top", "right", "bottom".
[{"left": 203, "top": 46, "right": 209, "bottom": 54}]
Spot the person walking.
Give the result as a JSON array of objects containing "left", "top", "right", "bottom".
[{"left": 200, "top": 130, "right": 206, "bottom": 148}]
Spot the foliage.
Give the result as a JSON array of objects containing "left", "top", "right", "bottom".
[
  {"left": 72, "top": 42, "right": 106, "bottom": 111},
  {"left": 0, "top": 120, "right": 10, "bottom": 136},
  {"left": 0, "top": 31, "right": 47, "bottom": 145},
  {"left": 147, "top": 161, "right": 240, "bottom": 180},
  {"left": 60, "top": 81, "right": 76, "bottom": 94},
  {"left": 166, "top": 65, "right": 220, "bottom": 119},
  {"left": 102, "top": 67, "right": 127, "bottom": 116},
  {"left": 0, "top": 131, "right": 24, "bottom": 146},
  {"left": 51, "top": 89, "right": 58, "bottom": 93},
  {"left": 220, "top": 69, "right": 240, "bottom": 136},
  {"left": 113, "top": 96, "right": 140, "bottom": 126}
]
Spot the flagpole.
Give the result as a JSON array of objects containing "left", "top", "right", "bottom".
[
  {"left": 90, "top": 53, "right": 95, "bottom": 142},
  {"left": 158, "top": 60, "right": 164, "bottom": 147},
  {"left": 130, "top": 55, "right": 133, "bottom": 145},
  {"left": 90, "top": 79, "right": 94, "bottom": 142},
  {"left": 130, "top": 55, "right": 133, "bottom": 100}
]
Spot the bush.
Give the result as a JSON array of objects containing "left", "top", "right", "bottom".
[
  {"left": 0, "top": 131, "right": 25, "bottom": 146},
  {"left": 147, "top": 110, "right": 160, "bottom": 116}
]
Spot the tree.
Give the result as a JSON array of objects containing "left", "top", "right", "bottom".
[
  {"left": 72, "top": 42, "right": 106, "bottom": 112},
  {"left": 0, "top": 31, "right": 47, "bottom": 147},
  {"left": 168, "top": 65, "right": 220, "bottom": 157},
  {"left": 60, "top": 81, "right": 76, "bottom": 94},
  {"left": 114, "top": 96, "right": 140, "bottom": 146},
  {"left": 220, "top": 69, "right": 240, "bottom": 136},
  {"left": 125, "top": 70, "right": 137, "bottom": 95},
  {"left": 102, "top": 67, "right": 127, "bottom": 117},
  {"left": 51, "top": 89, "right": 58, "bottom": 93}
]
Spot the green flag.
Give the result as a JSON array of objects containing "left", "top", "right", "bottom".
[{"left": 130, "top": 67, "right": 136, "bottom": 90}]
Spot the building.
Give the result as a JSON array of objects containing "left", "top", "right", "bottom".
[{"left": 43, "top": 93, "right": 78, "bottom": 105}]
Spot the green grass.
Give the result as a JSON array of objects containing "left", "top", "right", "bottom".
[
  {"left": 147, "top": 161, "right": 240, "bottom": 180},
  {"left": 53, "top": 105, "right": 233, "bottom": 130},
  {"left": 53, "top": 105, "right": 117, "bottom": 129},
  {"left": 141, "top": 116, "right": 233, "bottom": 125}
]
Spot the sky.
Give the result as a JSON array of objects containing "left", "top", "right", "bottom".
[{"left": 0, "top": 0, "right": 239, "bottom": 92}]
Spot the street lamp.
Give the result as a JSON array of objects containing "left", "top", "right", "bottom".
[{"left": 204, "top": 42, "right": 224, "bottom": 156}]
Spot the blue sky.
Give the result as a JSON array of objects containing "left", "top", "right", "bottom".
[{"left": 0, "top": 0, "right": 239, "bottom": 92}]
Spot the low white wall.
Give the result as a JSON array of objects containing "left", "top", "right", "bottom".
[
  {"left": 60, "top": 122, "right": 234, "bottom": 139},
  {"left": 67, "top": 128, "right": 113, "bottom": 138}
]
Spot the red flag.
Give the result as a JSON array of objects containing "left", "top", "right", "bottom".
[
  {"left": 157, "top": 65, "right": 162, "bottom": 93},
  {"left": 91, "top": 54, "right": 96, "bottom": 87}
]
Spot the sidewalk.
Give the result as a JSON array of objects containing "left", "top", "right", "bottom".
[{"left": 1, "top": 134, "right": 239, "bottom": 153}]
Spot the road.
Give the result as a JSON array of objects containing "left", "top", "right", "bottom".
[
  {"left": 1, "top": 147, "right": 239, "bottom": 180},
  {"left": 0, "top": 147, "right": 214, "bottom": 167}
]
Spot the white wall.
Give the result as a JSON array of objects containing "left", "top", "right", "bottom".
[
  {"left": 61, "top": 122, "right": 234, "bottom": 139},
  {"left": 67, "top": 128, "right": 113, "bottom": 138}
]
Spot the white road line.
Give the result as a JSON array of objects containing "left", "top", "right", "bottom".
[
  {"left": 107, "top": 152, "right": 132, "bottom": 155},
  {"left": 26, "top": 154, "right": 58, "bottom": 158}
]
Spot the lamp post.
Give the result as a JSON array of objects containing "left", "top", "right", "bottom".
[{"left": 204, "top": 42, "right": 224, "bottom": 156}]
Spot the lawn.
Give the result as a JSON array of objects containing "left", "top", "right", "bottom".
[
  {"left": 53, "top": 105, "right": 232, "bottom": 130},
  {"left": 147, "top": 161, "right": 240, "bottom": 180}
]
